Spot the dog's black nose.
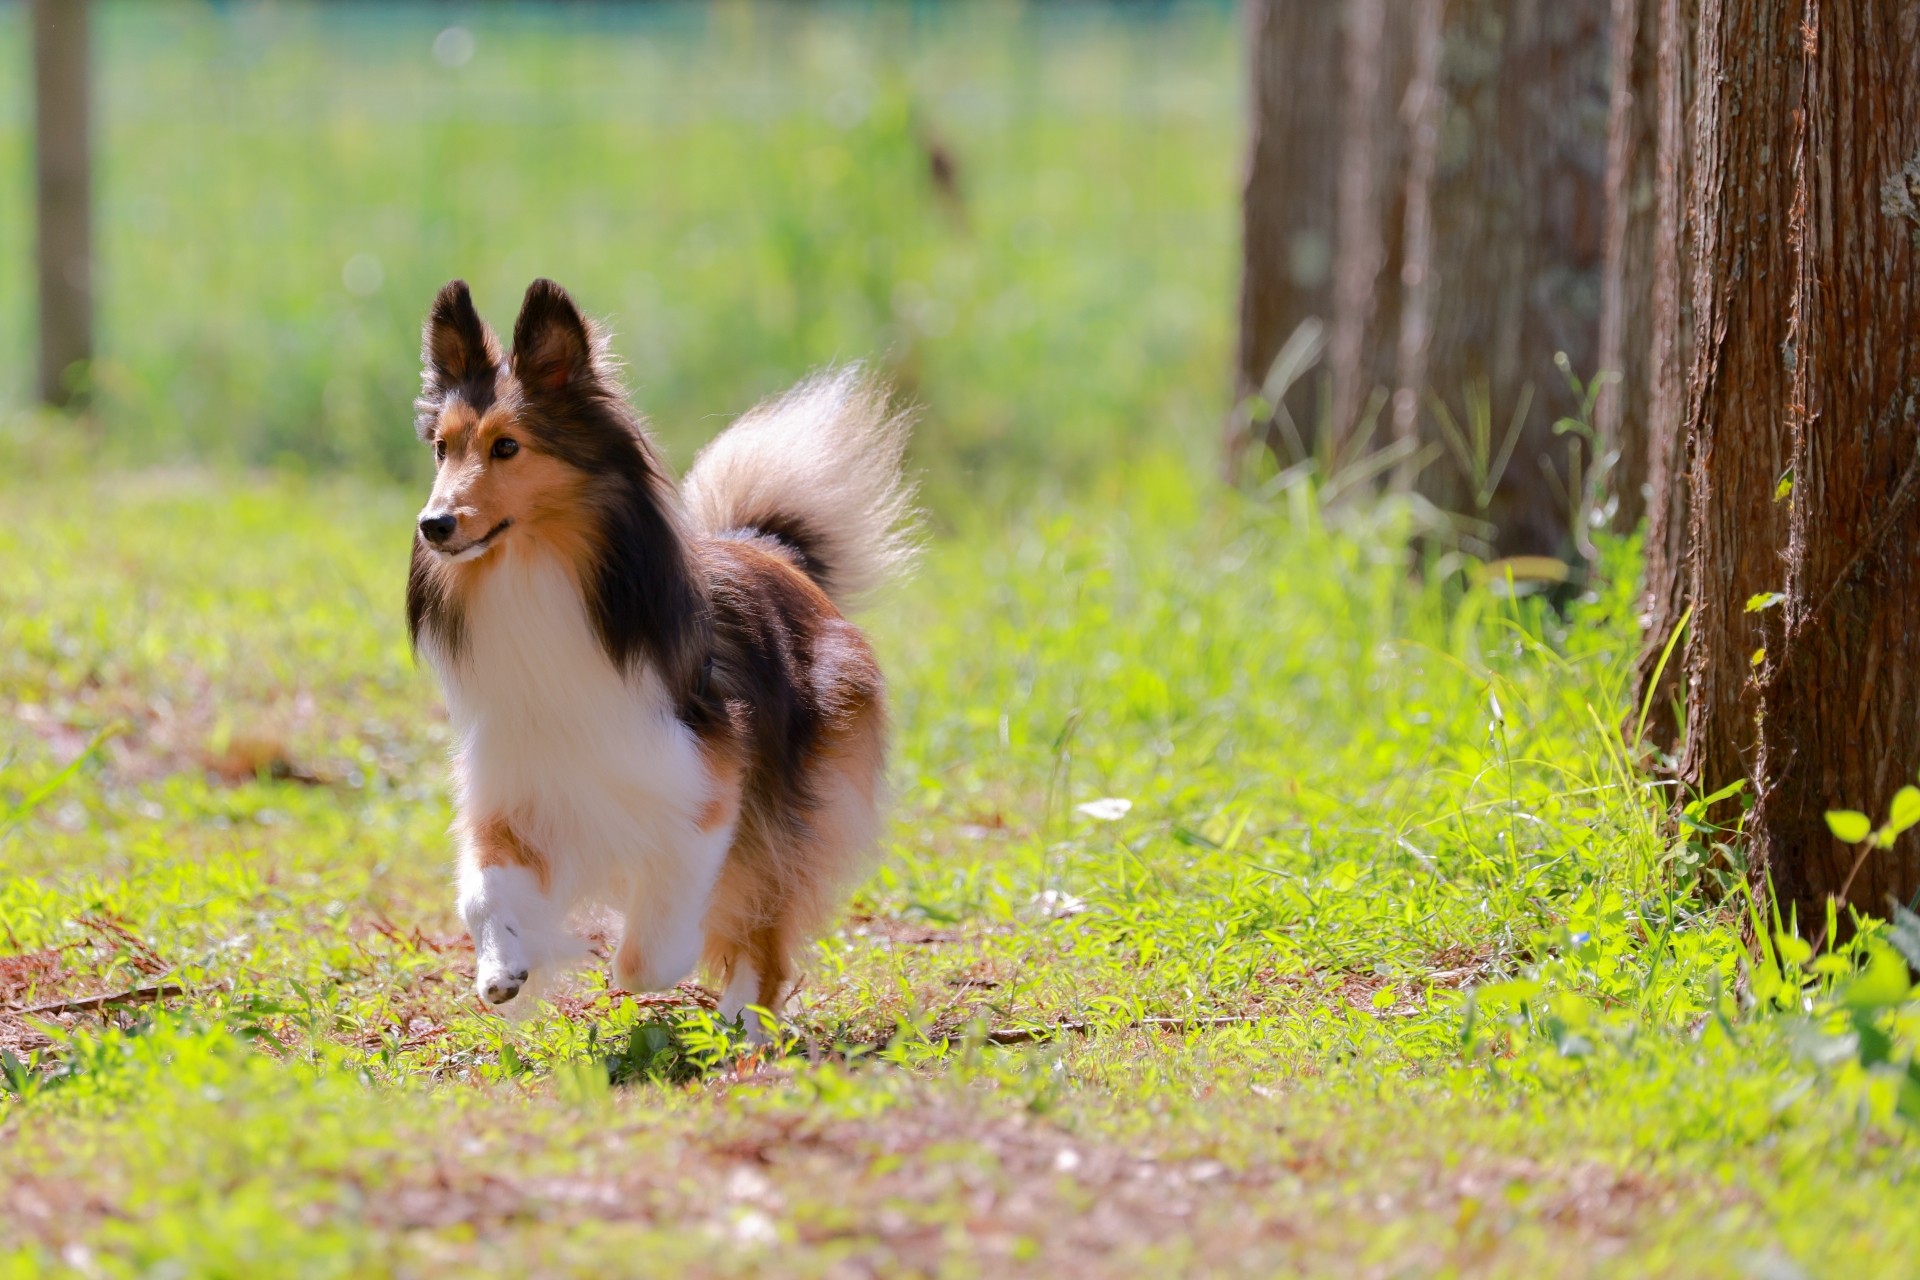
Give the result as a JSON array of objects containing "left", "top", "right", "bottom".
[{"left": 419, "top": 513, "right": 457, "bottom": 544}]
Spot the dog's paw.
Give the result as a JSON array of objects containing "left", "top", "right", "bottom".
[
  {"left": 477, "top": 961, "right": 532, "bottom": 1006},
  {"left": 475, "top": 926, "right": 534, "bottom": 1006}
]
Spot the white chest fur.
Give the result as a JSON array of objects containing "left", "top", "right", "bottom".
[{"left": 429, "top": 546, "right": 712, "bottom": 908}]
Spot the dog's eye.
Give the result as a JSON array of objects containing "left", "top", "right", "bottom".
[
  {"left": 492, "top": 437, "right": 520, "bottom": 460},
  {"left": 434, "top": 439, "right": 447, "bottom": 463}
]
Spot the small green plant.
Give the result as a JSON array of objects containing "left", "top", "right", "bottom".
[
  {"left": 1548, "top": 352, "right": 1616, "bottom": 565},
  {"left": 1825, "top": 780, "right": 1920, "bottom": 858},
  {"left": 1710, "top": 774, "right": 1920, "bottom": 1129},
  {"left": 598, "top": 1010, "right": 786, "bottom": 1087},
  {"left": 1428, "top": 379, "right": 1531, "bottom": 519},
  {"left": 1753, "top": 913, "right": 1920, "bottom": 1129},
  {"left": 1670, "top": 777, "right": 1750, "bottom": 898},
  {"left": 603, "top": 1018, "right": 701, "bottom": 1087}
]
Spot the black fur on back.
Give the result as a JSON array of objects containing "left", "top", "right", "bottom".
[
  {"left": 718, "top": 514, "right": 831, "bottom": 593},
  {"left": 699, "top": 534, "right": 886, "bottom": 835},
  {"left": 702, "top": 535, "right": 827, "bottom": 811},
  {"left": 508, "top": 280, "right": 711, "bottom": 696}
]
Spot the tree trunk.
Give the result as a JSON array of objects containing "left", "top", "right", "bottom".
[
  {"left": 1674, "top": 0, "right": 1801, "bottom": 812},
  {"left": 1392, "top": 0, "right": 1610, "bottom": 560},
  {"left": 1628, "top": 0, "right": 1699, "bottom": 756},
  {"left": 1229, "top": 0, "right": 1344, "bottom": 476},
  {"left": 1753, "top": 1, "right": 1920, "bottom": 929},
  {"left": 1595, "top": 0, "right": 1659, "bottom": 534},
  {"left": 32, "top": 0, "right": 92, "bottom": 408},
  {"left": 1324, "top": 0, "right": 1418, "bottom": 469}
]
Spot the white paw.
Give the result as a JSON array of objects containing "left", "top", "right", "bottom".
[
  {"left": 474, "top": 924, "right": 533, "bottom": 1006},
  {"left": 476, "top": 957, "right": 531, "bottom": 1005}
]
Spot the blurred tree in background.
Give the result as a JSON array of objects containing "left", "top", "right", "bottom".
[
  {"left": 1226, "top": 0, "right": 1339, "bottom": 475},
  {"left": 1595, "top": 0, "right": 1658, "bottom": 536},
  {"left": 1393, "top": 0, "right": 1608, "bottom": 563},
  {"left": 1233, "top": 0, "right": 1609, "bottom": 563},
  {"left": 29, "top": 0, "right": 91, "bottom": 407}
]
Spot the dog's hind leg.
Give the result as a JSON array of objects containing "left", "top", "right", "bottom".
[
  {"left": 714, "top": 923, "right": 792, "bottom": 1045},
  {"left": 702, "top": 810, "right": 791, "bottom": 1043},
  {"left": 710, "top": 702, "right": 888, "bottom": 1043}
]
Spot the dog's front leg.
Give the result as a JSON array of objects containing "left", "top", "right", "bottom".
[{"left": 457, "top": 816, "right": 552, "bottom": 1006}]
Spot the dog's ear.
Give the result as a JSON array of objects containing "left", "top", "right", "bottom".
[
  {"left": 511, "top": 278, "right": 598, "bottom": 397},
  {"left": 421, "top": 280, "right": 501, "bottom": 394}
]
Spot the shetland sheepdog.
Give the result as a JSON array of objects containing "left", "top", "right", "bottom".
[{"left": 406, "top": 278, "right": 915, "bottom": 1039}]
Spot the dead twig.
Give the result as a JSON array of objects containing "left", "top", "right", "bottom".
[
  {"left": 14, "top": 982, "right": 185, "bottom": 1018},
  {"left": 822, "top": 1013, "right": 1265, "bottom": 1054},
  {"left": 983, "top": 1014, "right": 1259, "bottom": 1046}
]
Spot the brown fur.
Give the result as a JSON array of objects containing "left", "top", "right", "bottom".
[
  {"left": 696, "top": 740, "right": 746, "bottom": 834},
  {"left": 464, "top": 814, "right": 551, "bottom": 895}
]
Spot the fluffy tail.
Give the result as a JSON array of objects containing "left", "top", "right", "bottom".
[{"left": 682, "top": 366, "right": 920, "bottom": 611}]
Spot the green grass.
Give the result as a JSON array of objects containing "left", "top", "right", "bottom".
[
  {"left": 4, "top": 452, "right": 1920, "bottom": 1277},
  {"left": 0, "top": 1, "right": 1234, "bottom": 512}
]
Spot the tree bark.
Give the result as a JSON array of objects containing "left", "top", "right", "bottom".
[
  {"left": 32, "top": 0, "right": 92, "bottom": 408},
  {"left": 1753, "top": 0, "right": 1920, "bottom": 929},
  {"left": 1229, "top": 0, "right": 1344, "bottom": 476},
  {"left": 1674, "top": 0, "right": 1801, "bottom": 811},
  {"left": 1392, "top": 0, "right": 1610, "bottom": 560},
  {"left": 1595, "top": 0, "right": 1659, "bottom": 534},
  {"left": 1628, "top": 0, "right": 1699, "bottom": 756},
  {"left": 1325, "top": 0, "right": 1418, "bottom": 468},
  {"left": 1393, "top": 0, "right": 1446, "bottom": 501}
]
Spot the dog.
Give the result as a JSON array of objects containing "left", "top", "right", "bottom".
[{"left": 406, "top": 278, "right": 916, "bottom": 1039}]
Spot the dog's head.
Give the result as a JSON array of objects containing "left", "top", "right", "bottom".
[
  {"left": 411, "top": 278, "right": 623, "bottom": 568},
  {"left": 406, "top": 279, "right": 708, "bottom": 681}
]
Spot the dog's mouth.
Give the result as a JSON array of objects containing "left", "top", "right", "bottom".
[{"left": 438, "top": 518, "right": 514, "bottom": 562}]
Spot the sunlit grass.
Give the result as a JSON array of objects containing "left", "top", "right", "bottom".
[{"left": 4, "top": 460, "right": 1919, "bottom": 1275}]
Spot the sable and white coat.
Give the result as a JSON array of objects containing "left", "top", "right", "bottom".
[{"left": 406, "top": 278, "right": 914, "bottom": 1035}]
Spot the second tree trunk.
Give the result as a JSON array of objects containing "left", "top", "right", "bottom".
[{"left": 1394, "top": 0, "right": 1610, "bottom": 560}]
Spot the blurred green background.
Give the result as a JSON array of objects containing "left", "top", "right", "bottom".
[{"left": 0, "top": 1, "right": 1238, "bottom": 513}]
